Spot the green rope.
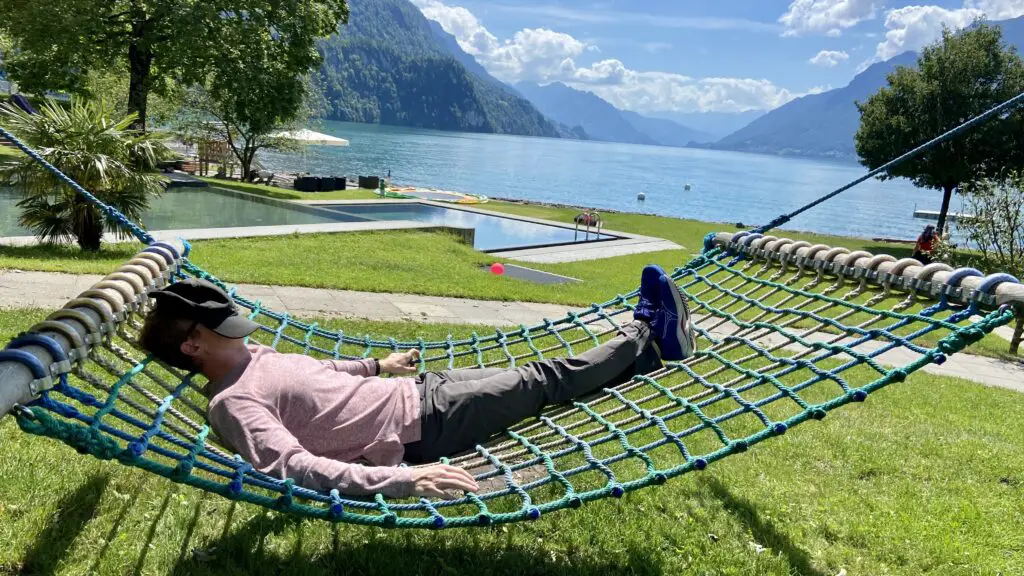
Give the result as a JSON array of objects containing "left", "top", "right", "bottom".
[{"left": 10, "top": 248, "right": 1017, "bottom": 531}]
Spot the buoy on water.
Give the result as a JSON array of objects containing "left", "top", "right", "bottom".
[
  {"left": 637, "top": 192, "right": 646, "bottom": 201},
  {"left": 684, "top": 183, "right": 691, "bottom": 191}
]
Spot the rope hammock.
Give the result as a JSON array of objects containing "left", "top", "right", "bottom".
[{"left": 1, "top": 95, "right": 1024, "bottom": 530}]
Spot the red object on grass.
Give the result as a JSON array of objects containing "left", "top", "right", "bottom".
[{"left": 490, "top": 263, "right": 505, "bottom": 275}]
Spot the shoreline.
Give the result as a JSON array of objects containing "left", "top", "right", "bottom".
[
  {"left": 198, "top": 175, "right": 922, "bottom": 245},
  {"left": 487, "top": 195, "right": 918, "bottom": 243}
]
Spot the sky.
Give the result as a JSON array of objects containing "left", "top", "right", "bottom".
[{"left": 411, "top": 0, "right": 1024, "bottom": 115}]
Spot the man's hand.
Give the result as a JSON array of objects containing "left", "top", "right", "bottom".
[
  {"left": 411, "top": 464, "right": 479, "bottom": 498},
  {"left": 379, "top": 349, "right": 420, "bottom": 375}
]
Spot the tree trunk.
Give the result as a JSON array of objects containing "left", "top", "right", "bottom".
[
  {"left": 74, "top": 200, "right": 104, "bottom": 251},
  {"left": 936, "top": 184, "right": 955, "bottom": 237},
  {"left": 241, "top": 146, "right": 256, "bottom": 182},
  {"left": 127, "top": 30, "right": 153, "bottom": 131}
]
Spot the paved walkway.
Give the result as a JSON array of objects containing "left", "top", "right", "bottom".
[
  {"left": 699, "top": 317, "right": 1024, "bottom": 394},
  {"left": 1, "top": 269, "right": 1020, "bottom": 392},
  {"left": 0, "top": 270, "right": 571, "bottom": 327}
]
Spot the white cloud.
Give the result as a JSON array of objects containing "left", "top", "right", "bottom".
[
  {"left": 577, "top": 72, "right": 813, "bottom": 114},
  {"left": 486, "top": 28, "right": 591, "bottom": 82},
  {"left": 779, "top": 0, "right": 882, "bottom": 36},
  {"left": 414, "top": 0, "right": 804, "bottom": 113},
  {"left": 412, "top": 0, "right": 500, "bottom": 57},
  {"left": 967, "top": 0, "right": 1024, "bottom": 19},
  {"left": 871, "top": 1, "right": 1024, "bottom": 62},
  {"left": 873, "top": 5, "right": 980, "bottom": 61},
  {"left": 809, "top": 49, "right": 851, "bottom": 67},
  {"left": 412, "top": 0, "right": 589, "bottom": 83}
]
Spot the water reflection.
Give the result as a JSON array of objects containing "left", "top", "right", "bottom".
[{"left": 323, "top": 204, "right": 611, "bottom": 250}]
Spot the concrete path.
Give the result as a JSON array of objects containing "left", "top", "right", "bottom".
[
  {"left": 0, "top": 270, "right": 571, "bottom": 327},
  {"left": 696, "top": 317, "right": 1024, "bottom": 394},
  {"left": 1, "top": 269, "right": 1020, "bottom": 392}
]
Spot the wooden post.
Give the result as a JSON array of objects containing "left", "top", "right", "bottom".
[{"left": 1011, "top": 311, "right": 1023, "bottom": 356}]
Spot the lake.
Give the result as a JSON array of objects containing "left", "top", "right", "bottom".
[{"left": 258, "top": 121, "right": 953, "bottom": 242}]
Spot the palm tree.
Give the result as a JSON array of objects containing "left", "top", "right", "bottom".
[{"left": 0, "top": 98, "right": 168, "bottom": 250}]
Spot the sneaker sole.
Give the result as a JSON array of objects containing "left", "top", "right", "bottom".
[{"left": 662, "top": 277, "right": 695, "bottom": 358}]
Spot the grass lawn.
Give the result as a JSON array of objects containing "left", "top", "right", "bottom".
[
  {"left": 0, "top": 307, "right": 1022, "bottom": 575},
  {"left": 1, "top": 202, "right": 1017, "bottom": 360},
  {"left": 0, "top": 200, "right": 916, "bottom": 308},
  {"left": 198, "top": 177, "right": 381, "bottom": 201}
]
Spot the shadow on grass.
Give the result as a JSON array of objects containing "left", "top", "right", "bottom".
[
  {"left": 19, "top": 473, "right": 110, "bottom": 575},
  {"left": 132, "top": 488, "right": 176, "bottom": 575},
  {"left": 88, "top": 475, "right": 149, "bottom": 574},
  {"left": 174, "top": 492, "right": 209, "bottom": 569},
  {"left": 171, "top": 511, "right": 664, "bottom": 576},
  {"left": 704, "top": 477, "right": 827, "bottom": 576}
]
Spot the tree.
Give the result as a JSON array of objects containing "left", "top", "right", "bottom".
[
  {"left": 0, "top": 30, "right": 11, "bottom": 65},
  {"left": 174, "top": 17, "right": 318, "bottom": 183},
  {"left": 0, "top": 0, "right": 348, "bottom": 130},
  {"left": 83, "top": 68, "right": 186, "bottom": 129},
  {"left": 175, "top": 82, "right": 303, "bottom": 182},
  {"left": 0, "top": 98, "right": 168, "bottom": 250},
  {"left": 855, "top": 23, "right": 1024, "bottom": 235},
  {"left": 957, "top": 173, "right": 1024, "bottom": 277}
]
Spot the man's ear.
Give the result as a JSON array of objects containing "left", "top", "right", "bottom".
[{"left": 180, "top": 333, "right": 201, "bottom": 358}]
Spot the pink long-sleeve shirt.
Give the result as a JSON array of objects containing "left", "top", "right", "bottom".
[{"left": 206, "top": 344, "right": 421, "bottom": 497}]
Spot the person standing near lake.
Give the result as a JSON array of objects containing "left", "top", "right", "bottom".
[{"left": 912, "top": 225, "right": 938, "bottom": 264}]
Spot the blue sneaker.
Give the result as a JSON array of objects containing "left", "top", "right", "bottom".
[
  {"left": 635, "top": 264, "right": 665, "bottom": 322},
  {"left": 657, "top": 275, "right": 697, "bottom": 361}
]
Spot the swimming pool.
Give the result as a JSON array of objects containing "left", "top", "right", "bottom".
[
  {"left": 0, "top": 186, "right": 615, "bottom": 251},
  {"left": 319, "top": 203, "right": 615, "bottom": 251},
  {"left": 0, "top": 186, "right": 345, "bottom": 237}
]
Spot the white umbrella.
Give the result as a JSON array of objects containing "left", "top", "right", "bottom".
[{"left": 272, "top": 128, "right": 349, "bottom": 146}]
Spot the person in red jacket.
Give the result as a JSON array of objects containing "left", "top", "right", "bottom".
[{"left": 912, "top": 224, "right": 937, "bottom": 265}]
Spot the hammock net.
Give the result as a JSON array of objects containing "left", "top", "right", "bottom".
[{"left": 5, "top": 237, "right": 1016, "bottom": 529}]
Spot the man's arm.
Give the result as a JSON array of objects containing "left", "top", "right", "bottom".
[
  {"left": 211, "top": 400, "right": 414, "bottom": 497},
  {"left": 211, "top": 400, "right": 478, "bottom": 498},
  {"left": 321, "top": 350, "right": 420, "bottom": 377},
  {"left": 320, "top": 357, "right": 378, "bottom": 377}
]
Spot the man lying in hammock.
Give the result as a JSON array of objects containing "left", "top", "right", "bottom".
[{"left": 139, "top": 266, "right": 696, "bottom": 500}]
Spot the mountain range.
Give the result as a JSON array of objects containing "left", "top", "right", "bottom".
[
  {"left": 315, "top": 1, "right": 1024, "bottom": 159},
  {"left": 650, "top": 111, "right": 765, "bottom": 141},
  {"left": 515, "top": 81, "right": 656, "bottom": 145},
  {"left": 708, "top": 51, "right": 919, "bottom": 158},
  {"left": 515, "top": 81, "right": 717, "bottom": 146},
  {"left": 314, "top": 0, "right": 562, "bottom": 137},
  {"left": 314, "top": 0, "right": 714, "bottom": 145},
  {"left": 707, "top": 17, "right": 1024, "bottom": 158}
]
